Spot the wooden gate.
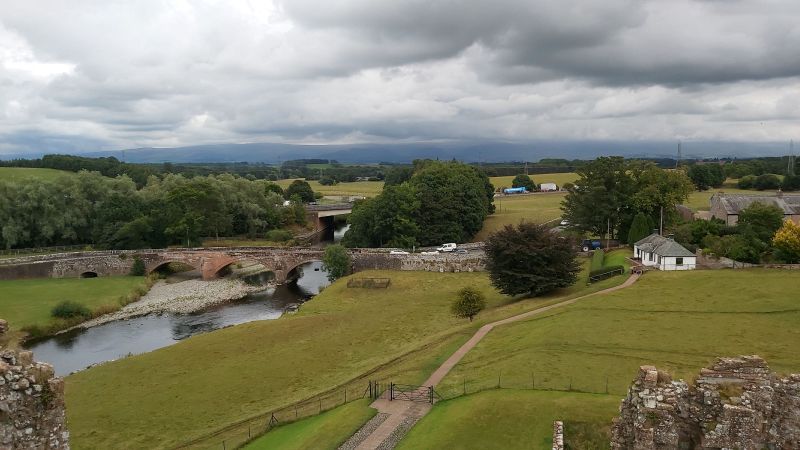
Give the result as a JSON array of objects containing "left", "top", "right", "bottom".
[{"left": 389, "top": 383, "right": 438, "bottom": 404}]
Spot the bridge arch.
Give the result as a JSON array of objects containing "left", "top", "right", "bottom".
[
  {"left": 284, "top": 258, "right": 326, "bottom": 283},
  {"left": 209, "top": 258, "right": 276, "bottom": 282},
  {"left": 147, "top": 259, "right": 201, "bottom": 276},
  {"left": 79, "top": 271, "right": 98, "bottom": 278}
]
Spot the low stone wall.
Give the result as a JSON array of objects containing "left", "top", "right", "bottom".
[
  {"left": 611, "top": 355, "right": 800, "bottom": 449},
  {"left": 696, "top": 250, "right": 800, "bottom": 270},
  {"left": 0, "top": 349, "right": 70, "bottom": 449}
]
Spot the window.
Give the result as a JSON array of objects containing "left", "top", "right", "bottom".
[{"left": 676, "top": 257, "right": 684, "bottom": 266}]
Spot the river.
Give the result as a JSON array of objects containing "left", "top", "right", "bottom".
[{"left": 27, "top": 261, "right": 334, "bottom": 376}]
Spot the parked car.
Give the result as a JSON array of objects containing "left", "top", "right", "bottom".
[
  {"left": 560, "top": 219, "right": 570, "bottom": 226},
  {"left": 454, "top": 249, "right": 469, "bottom": 254},
  {"left": 389, "top": 250, "right": 409, "bottom": 255},
  {"left": 436, "top": 243, "right": 458, "bottom": 252},
  {"left": 420, "top": 251, "right": 439, "bottom": 255}
]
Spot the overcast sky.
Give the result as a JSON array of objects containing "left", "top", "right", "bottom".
[{"left": 1, "top": 0, "right": 799, "bottom": 154}]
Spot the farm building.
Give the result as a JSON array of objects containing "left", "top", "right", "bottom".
[
  {"left": 539, "top": 182, "right": 558, "bottom": 192},
  {"left": 634, "top": 233, "right": 696, "bottom": 271},
  {"left": 710, "top": 192, "right": 800, "bottom": 225}
]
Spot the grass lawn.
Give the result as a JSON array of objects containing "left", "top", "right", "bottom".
[
  {"left": 243, "top": 399, "right": 376, "bottom": 450},
  {"left": 475, "top": 193, "right": 565, "bottom": 241},
  {"left": 437, "top": 269, "right": 800, "bottom": 398},
  {"left": 0, "top": 167, "right": 74, "bottom": 182},
  {"left": 397, "top": 390, "right": 618, "bottom": 450},
  {"left": 276, "top": 178, "right": 384, "bottom": 197},
  {"left": 64, "top": 261, "right": 625, "bottom": 450},
  {"left": 0, "top": 276, "right": 149, "bottom": 342}
]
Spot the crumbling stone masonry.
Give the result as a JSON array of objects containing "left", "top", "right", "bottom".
[
  {"left": 0, "top": 349, "right": 69, "bottom": 449},
  {"left": 611, "top": 355, "right": 800, "bottom": 449},
  {"left": 552, "top": 421, "right": 564, "bottom": 450}
]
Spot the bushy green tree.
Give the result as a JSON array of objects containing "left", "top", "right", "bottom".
[
  {"left": 343, "top": 184, "right": 420, "bottom": 248},
  {"left": 772, "top": 220, "right": 800, "bottom": 263},
  {"left": 485, "top": 222, "right": 581, "bottom": 297},
  {"left": 284, "top": 180, "right": 316, "bottom": 203},
  {"left": 451, "top": 287, "right": 486, "bottom": 322},
  {"left": 322, "top": 244, "right": 351, "bottom": 282},
  {"left": 627, "top": 212, "right": 655, "bottom": 244},
  {"left": 511, "top": 174, "right": 535, "bottom": 191},
  {"left": 781, "top": 174, "right": 800, "bottom": 191},
  {"left": 687, "top": 164, "right": 725, "bottom": 190},
  {"left": 383, "top": 166, "right": 414, "bottom": 186},
  {"left": 737, "top": 175, "right": 757, "bottom": 189},
  {"left": 738, "top": 202, "right": 785, "bottom": 243},
  {"left": 753, "top": 174, "right": 781, "bottom": 190}
]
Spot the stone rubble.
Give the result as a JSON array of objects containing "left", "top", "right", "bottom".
[
  {"left": 611, "top": 355, "right": 800, "bottom": 449},
  {"left": 0, "top": 349, "right": 69, "bottom": 449},
  {"left": 552, "top": 421, "right": 564, "bottom": 450},
  {"left": 76, "top": 278, "right": 267, "bottom": 328}
]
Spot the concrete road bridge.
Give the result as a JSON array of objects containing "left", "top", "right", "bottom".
[{"left": 0, "top": 245, "right": 485, "bottom": 283}]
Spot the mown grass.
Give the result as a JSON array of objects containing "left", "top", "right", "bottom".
[
  {"left": 682, "top": 178, "right": 779, "bottom": 211},
  {"left": 276, "top": 178, "right": 384, "bottom": 197},
  {"left": 438, "top": 269, "right": 800, "bottom": 398},
  {"left": 397, "top": 390, "right": 618, "bottom": 450},
  {"left": 0, "top": 167, "right": 75, "bottom": 182},
  {"left": 475, "top": 193, "right": 565, "bottom": 241},
  {"left": 489, "top": 172, "right": 578, "bottom": 189},
  {"left": 64, "top": 261, "right": 625, "bottom": 450},
  {"left": 243, "top": 399, "right": 376, "bottom": 450},
  {"left": 0, "top": 276, "right": 151, "bottom": 345}
]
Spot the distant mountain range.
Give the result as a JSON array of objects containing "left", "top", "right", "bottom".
[{"left": 2, "top": 140, "right": 794, "bottom": 164}]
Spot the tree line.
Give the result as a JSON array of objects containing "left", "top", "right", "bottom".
[{"left": 0, "top": 171, "right": 305, "bottom": 250}]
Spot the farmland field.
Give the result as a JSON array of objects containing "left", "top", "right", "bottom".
[
  {"left": 474, "top": 193, "right": 565, "bottom": 241},
  {"left": 0, "top": 167, "right": 74, "bottom": 182}
]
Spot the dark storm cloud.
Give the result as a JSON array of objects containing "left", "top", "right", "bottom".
[{"left": 0, "top": 0, "right": 799, "bottom": 153}]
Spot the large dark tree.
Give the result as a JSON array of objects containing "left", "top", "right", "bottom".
[
  {"left": 687, "top": 164, "right": 725, "bottom": 190},
  {"left": 737, "top": 202, "right": 785, "bottom": 243},
  {"left": 511, "top": 174, "right": 535, "bottom": 191},
  {"left": 284, "top": 180, "right": 316, "bottom": 203},
  {"left": 627, "top": 212, "right": 654, "bottom": 245},
  {"left": 562, "top": 157, "right": 692, "bottom": 239},
  {"left": 410, "top": 161, "right": 494, "bottom": 245},
  {"left": 485, "top": 223, "right": 581, "bottom": 297},
  {"left": 342, "top": 184, "right": 420, "bottom": 248}
]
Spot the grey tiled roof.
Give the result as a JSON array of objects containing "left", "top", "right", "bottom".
[
  {"left": 714, "top": 194, "right": 800, "bottom": 215},
  {"left": 635, "top": 233, "right": 695, "bottom": 257}
]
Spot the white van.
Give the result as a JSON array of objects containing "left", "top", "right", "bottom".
[{"left": 436, "top": 243, "right": 457, "bottom": 252}]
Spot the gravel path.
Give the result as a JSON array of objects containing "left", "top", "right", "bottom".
[
  {"left": 338, "top": 413, "right": 389, "bottom": 450},
  {"left": 77, "top": 278, "right": 267, "bottom": 328}
]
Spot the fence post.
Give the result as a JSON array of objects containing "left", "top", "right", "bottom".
[
  {"left": 463, "top": 378, "right": 466, "bottom": 395},
  {"left": 344, "top": 389, "right": 347, "bottom": 403},
  {"left": 222, "top": 440, "right": 226, "bottom": 450},
  {"left": 248, "top": 426, "right": 251, "bottom": 439},
  {"left": 497, "top": 372, "right": 501, "bottom": 389},
  {"left": 319, "top": 399, "right": 322, "bottom": 413},
  {"left": 569, "top": 377, "right": 572, "bottom": 391},
  {"left": 531, "top": 372, "right": 534, "bottom": 390}
]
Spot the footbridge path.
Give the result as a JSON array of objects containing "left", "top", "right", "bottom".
[{"left": 343, "top": 272, "right": 642, "bottom": 450}]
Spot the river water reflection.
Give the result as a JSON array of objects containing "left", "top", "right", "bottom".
[{"left": 27, "top": 261, "right": 331, "bottom": 376}]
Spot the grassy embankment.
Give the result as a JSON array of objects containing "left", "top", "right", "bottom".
[
  {"left": 64, "top": 260, "right": 628, "bottom": 450},
  {"left": 0, "top": 276, "right": 152, "bottom": 345},
  {"left": 243, "top": 399, "right": 376, "bottom": 450},
  {"left": 401, "top": 269, "right": 800, "bottom": 448}
]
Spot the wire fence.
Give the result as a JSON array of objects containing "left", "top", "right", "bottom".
[
  {"left": 174, "top": 378, "right": 393, "bottom": 450},
  {"left": 433, "top": 371, "right": 626, "bottom": 402}
]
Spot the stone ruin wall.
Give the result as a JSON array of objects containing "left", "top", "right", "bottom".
[
  {"left": 0, "top": 349, "right": 69, "bottom": 449},
  {"left": 611, "top": 355, "right": 800, "bottom": 450}
]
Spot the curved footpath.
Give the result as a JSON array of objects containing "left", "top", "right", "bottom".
[{"left": 344, "top": 273, "right": 642, "bottom": 450}]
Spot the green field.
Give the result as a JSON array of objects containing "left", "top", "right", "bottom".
[
  {"left": 683, "top": 178, "right": 779, "bottom": 211},
  {"left": 0, "top": 276, "right": 149, "bottom": 342},
  {"left": 276, "top": 178, "right": 384, "bottom": 197},
  {"left": 64, "top": 262, "right": 627, "bottom": 449},
  {"left": 437, "top": 270, "right": 800, "bottom": 400},
  {"left": 475, "top": 193, "right": 565, "bottom": 241},
  {"left": 489, "top": 172, "right": 578, "bottom": 189},
  {"left": 0, "top": 167, "right": 74, "bottom": 182},
  {"left": 398, "top": 390, "right": 618, "bottom": 449},
  {"left": 243, "top": 399, "right": 376, "bottom": 450}
]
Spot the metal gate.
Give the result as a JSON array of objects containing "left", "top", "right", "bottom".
[{"left": 389, "top": 383, "right": 437, "bottom": 404}]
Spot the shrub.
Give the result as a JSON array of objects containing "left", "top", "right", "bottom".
[
  {"left": 322, "top": 244, "right": 351, "bottom": 282},
  {"left": 265, "top": 229, "right": 294, "bottom": 242},
  {"left": 451, "top": 287, "right": 486, "bottom": 322},
  {"left": 130, "top": 257, "right": 146, "bottom": 276},
  {"left": 753, "top": 173, "right": 781, "bottom": 190},
  {"left": 590, "top": 249, "right": 605, "bottom": 271},
  {"left": 51, "top": 301, "right": 92, "bottom": 320}
]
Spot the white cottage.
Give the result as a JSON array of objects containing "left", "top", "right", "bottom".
[{"left": 633, "top": 233, "right": 696, "bottom": 271}]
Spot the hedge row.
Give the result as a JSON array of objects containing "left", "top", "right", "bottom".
[{"left": 590, "top": 249, "right": 605, "bottom": 272}]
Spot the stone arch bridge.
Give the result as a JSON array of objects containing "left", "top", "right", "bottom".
[{"left": 0, "top": 246, "right": 486, "bottom": 283}]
